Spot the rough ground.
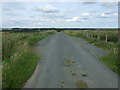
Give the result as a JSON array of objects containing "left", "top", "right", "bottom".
[{"left": 24, "top": 32, "right": 118, "bottom": 88}]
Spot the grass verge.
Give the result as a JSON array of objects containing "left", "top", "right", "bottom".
[
  {"left": 65, "top": 31, "right": 120, "bottom": 75},
  {"left": 2, "top": 31, "right": 56, "bottom": 88}
]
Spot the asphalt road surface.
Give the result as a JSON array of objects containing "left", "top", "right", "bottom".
[{"left": 24, "top": 32, "right": 118, "bottom": 88}]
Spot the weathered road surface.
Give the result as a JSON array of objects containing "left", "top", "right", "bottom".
[{"left": 24, "top": 32, "right": 118, "bottom": 88}]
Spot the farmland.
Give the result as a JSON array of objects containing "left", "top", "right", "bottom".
[{"left": 1, "top": 29, "right": 119, "bottom": 88}]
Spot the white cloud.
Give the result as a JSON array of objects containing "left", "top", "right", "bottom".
[
  {"left": 113, "top": 13, "right": 118, "bottom": 17},
  {"left": 51, "top": 20, "right": 55, "bottom": 23},
  {"left": 105, "top": 10, "right": 118, "bottom": 17},
  {"left": 82, "top": 13, "right": 91, "bottom": 17},
  {"left": 66, "top": 16, "right": 83, "bottom": 22},
  {"left": 100, "top": 13, "right": 109, "bottom": 17},
  {"left": 81, "top": 12, "right": 93, "bottom": 19},
  {"left": 105, "top": 9, "right": 115, "bottom": 14},
  {"left": 82, "top": 12, "right": 92, "bottom": 18},
  {"left": 35, "top": 5, "right": 59, "bottom": 13},
  {"left": 43, "top": 12, "right": 66, "bottom": 18},
  {"left": 98, "top": 10, "right": 118, "bottom": 18}
]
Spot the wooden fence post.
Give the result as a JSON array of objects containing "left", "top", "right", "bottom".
[
  {"left": 88, "top": 32, "right": 90, "bottom": 38},
  {"left": 82, "top": 32, "right": 84, "bottom": 35},
  {"left": 91, "top": 33, "right": 93, "bottom": 38},
  {"left": 105, "top": 34, "right": 108, "bottom": 42},
  {"left": 86, "top": 32, "right": 87, "bottom": 37},
  {"left": 97, "top": 34, "right": 100, "bottom": 40},
  {"left": 118, "top": 30, "right": 120, "bottom": 43},
  {"left": 89, "top": 33, "right": 91, "bottom": 38}
]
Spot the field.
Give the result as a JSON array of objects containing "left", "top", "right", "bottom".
[
  {"left": 1, "top": 29, "right": 119, "bottom": 88},
  {"left": 64, "top": 30, "right": 120, "bottom": 75},
  {"left": 2, "top": 30, "right": 56, "bottom": 88}
]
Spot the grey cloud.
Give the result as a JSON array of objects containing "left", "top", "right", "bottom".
[
  {"left": 45, "top": 13, "right": 66, "bottom": 18},
  {"left": 15, "top": 6, "right": 26, "bottom": 10},
  {"left": 3, "top": 8, "right": 11, "bottom": 11},
  {"left": 8, "top": 13, "right": 18, "bottom": 16},
  {"left": 104, "top": 10, "right": 117, "bottom": 15},
  {"left": 98, "top": 16, "right": 109, "bottom": 18},
  {"left": 100, "top": 2, "right": 117, "bottom": 8},
  {"left": 3, "top": 6, "right": 26, "bottom": 11},
  {"left": 82, "top": 2, "right": 97, "bottom": 4},
  {"left": 29, "top": 15, "right": 36, "bottom": 18},
  {"left": 81, "top": 1, "right": 117, "bottom": 8},
  {"left": 31, "top": 10, "right": 69, "bottom": 20},
  {"left": 3, "top": 12, "right": 18, "bottom": 17},
  {"left": 82, "top": 17, "right": 89, "bottom": 19}
]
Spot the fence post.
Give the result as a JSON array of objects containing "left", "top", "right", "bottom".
[
  {"left": 97, "top": 34, "right": 100, "bottom": 40},
  {"left": 119, "top": 33, "right": 120, "bottom": 43},
  {"left": 89, "top": 32, "right": 91, "bottom": 38},
  {"left": 91, "top": 33, "right": 93, "bottom": 38},
  {"left": 87, "top": 32, "right": 89, "bottom": 37},
  {"left": 88, "top": 32, "right": 90, "bottom": 38},
  {"left": 82, "top": 32, "right": 84, "bottom": 36},
  {"left": 105, "top": 34, "right": 108, "bottom": 42}
]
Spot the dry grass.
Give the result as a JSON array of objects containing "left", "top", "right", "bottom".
[
  {"left": 71, "top": 72, "right": 77, "bottom": 76},
  {"left": 76, "top": 80, "right": 88, "bottom": 88},
  {"left": 2, "top": 31, "right": 56, "bottom": 88},
  {"left": 64, "top": 60, "right": 75, "bottom": 67},
  {"left": 65, "top": 30, "right": 119, "bottom": 75}
]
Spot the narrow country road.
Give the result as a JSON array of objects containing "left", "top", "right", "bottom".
[{"left": 24, "top": 32, "right": 118, "bottom": 88}]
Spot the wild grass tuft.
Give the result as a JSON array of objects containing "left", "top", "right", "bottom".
[{"left": 76, "top": 80, "right": 88, "bottom": 88}]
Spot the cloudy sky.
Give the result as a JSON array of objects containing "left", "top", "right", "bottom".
[{"left": 1, "top": 1, "right": 118, "bottom": 28}]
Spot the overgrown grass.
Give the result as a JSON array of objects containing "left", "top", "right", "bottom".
[
  {"left": 65, "top": 31, "right": 120, "bottom": 75},
  {"left": 2, "top": 31, "right": 56, "bottom": 88},
  {"left": 76, "top": 80, "right": 88, "bottom": 88},
  {"left": 100, "top": 49, "right": 119, "bottom": 74}
]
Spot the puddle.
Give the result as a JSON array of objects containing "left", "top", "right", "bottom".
[{"left": 81, "top": 74, "right": 87, "bottom": 77}]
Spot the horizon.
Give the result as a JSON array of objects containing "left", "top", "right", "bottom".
[{"left": 1, "top": 27, "right": 118, "bottom": 29}]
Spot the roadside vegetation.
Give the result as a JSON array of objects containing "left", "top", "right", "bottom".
[
  {"left": 2, "top": 30, "right": 56, "bottom": 88},
  {"left": 65, "top": 30, "right": 120, "bottom": 75},
  {"left": 76, "top": 80, "right": 88, "bottom": 88}
]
